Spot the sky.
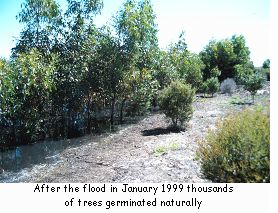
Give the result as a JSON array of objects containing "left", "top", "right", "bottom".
[{"left": 0, "top": 0, "right": 270, "bottom": 66}]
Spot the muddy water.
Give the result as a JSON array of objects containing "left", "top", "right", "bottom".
[{"left": 0, "top": 134, "right": 105, "bottom": 182}]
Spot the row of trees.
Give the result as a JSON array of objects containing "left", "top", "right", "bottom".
[{"left": 0, "top": 0, "right": 269, "bottom": 147}]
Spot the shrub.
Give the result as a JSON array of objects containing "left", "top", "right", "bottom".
[
  {"left": 220, "top": 78, "right": 236, "bottom": 94},
  {"left": 243, "top": 73, "right": 264, "bottom": 103},
  {"left": 262, "top": 68, "right": 270, "bottom": 81},
  {"left": 198, "top": 108, "right": 270, "bottom": 182},
  {"left": 158, "top": 81, "right": 195, "bottom": 127},
  {"left": 203, "top": 77, "right": 220, "bottom": 97},
  {"left": 234, "top": 63, "right": 255, "bottom": 84}
]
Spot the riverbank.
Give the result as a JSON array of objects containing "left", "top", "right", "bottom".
[{"left": 0, "top": 83, "right": 270, "bottom": 182}]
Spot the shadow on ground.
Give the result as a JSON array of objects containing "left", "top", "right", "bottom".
[{"left": 141, "top": 126, "right": 184, "bottom": 136}]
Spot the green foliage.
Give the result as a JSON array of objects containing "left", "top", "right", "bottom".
[
  {"left": 202, "top": 77, "right": 220, "bottom": 97},
  {"left": 114, "top": 0, "right": 159, "bottom": 116},
  {"left": 1, "top": 50, "right": 57, "bottom": 144},
  {"left": 198, "top": 108, "right": 270, "bottom": 182},
  {"left": 153, "top": 50, "right": 177, "bottom": 89},
  {"left": 115, "top": 0, "right": 158, "bottom": 71},
  {"left": 262, "top": 59, "right": 270, "bottom": 69},
  {"left": 210, "top": 66, "right": 221, "bottom": 78},
  {"left": 125, "top": 67, "right": 159, "bottom": 116},
  {"left": 158, "top": 81, "right": 195, "bottom": 127},
  {"left": 200, "top": 35, "right": 251, "bottom": 81},
  {"left": 166, "top": 33, "right": 204, "bottom": 89},
  {"left": 14, "top": 0, "right": 62, "bottom": 55},
  {"left": 234, "top": 63, "right": 255, "bottom": 84},
  {"left": 229, "top": 96, "right": 245, "bottom": 105},
  {"left": 179, "top": 53, "right": 204, "bottom": 89},
  {"left": 154, "top": 145, "right": 167, "bottom": 156},
  {"left": 243, "top": 73, "right": 264, "bottom": 103},
  {"left": 262, "top": 59, "right": 270, "bottom": 81}
]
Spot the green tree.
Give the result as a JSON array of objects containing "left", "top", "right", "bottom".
[
  {"left": 179, "top": 53, "right": 204, "bottom": 89},
  {"left": 166, "top": 32, "right": 204, "bottom": 89},
  {"left": 243, "top": 73, "right": 264, "bottom": 103},
  {"left": 92, "top": 27, "right": 125, "bottom": 125},
  {"left": 234, "top": 62, "right": 255, "bottom": 84},
  {"left": 262, "top": 59, "right": 270, "bottom": 69},
  {"left": 262, "top": 59, "right": 270, "bottom": 81},
  {"left": 114, "top": 0, "right": 159, "bottom": 115},
  {"left": 231, "top": 35, "right": 251, "bottom": 65},
  {"left": 203, "top": 77, "right": 220, "bottom": 97},
  {"left": 13, "top": 0, "right": 62, "bottom": 56},
  {"left": 50, "top": 0, "right": 104, "bottom": 137},
  {"left": 115, "top": 0, "right": 158, "bottom": 72},
  {"left": 1, "top": 50, "right": 57, "bottom": 144},
  {"left": 152, "top": 50, "right": 177, "bottom": 89},
  {"left": 158, "top": 81, "right": 195, "bottom": 127},
  {"left": 200, "top": 35, "right": 252, "bottom": 82}
]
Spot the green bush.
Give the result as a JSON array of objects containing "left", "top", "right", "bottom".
[
  {"left": 203, "top": 77, "right": 220, "bottom": 97},
  {"left": 198, "top": 108, "right": 270, "bottom": 182},
  {"left": 158, "top": 81, "right": 195, "bottom": 127},
  {"left": 243, "top": 73, "right": 264, "bottom": 103}
]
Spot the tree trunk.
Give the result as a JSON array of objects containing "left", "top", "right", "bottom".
[
  {"left": 110, "top": 93, "right": 116, "bottom": 126},
  {"left": 86, "top": 94, "right": 92, "bottom": 134},
  {"left": 120, "top": 98, "right": 126, "bottom": 124}
]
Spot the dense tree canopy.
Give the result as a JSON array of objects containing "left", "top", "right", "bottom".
[
  {"left": 0, "top": 0, "right": 266, "bottom": 148},
  {"left": 200, "top": 35, "right": 251, "bottom": 82}
]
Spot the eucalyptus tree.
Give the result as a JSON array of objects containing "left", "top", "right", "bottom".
[
  {"left": 114, "top": 0, "right": 159, "bottom": 115},
  {"left": 13, "top": 0, "right": 62, "bottom": 56},
  {"left": 200, "top": 35, "right": 252, "bottom": 82},
  {"left": 167, "top": 32, "right": 204, "bottom": 89},
  {"left": 50, "top": 0, "right": 104, "bottom": 137},
  {"left": 0, "top": 50, "right": 57, "bottom": 145}
]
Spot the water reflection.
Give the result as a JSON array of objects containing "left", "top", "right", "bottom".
[{"left": 0, "top": 135, "right": 102, "bottom": 182}]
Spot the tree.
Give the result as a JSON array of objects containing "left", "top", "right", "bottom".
[
  {"left": 200, "top": 35, "right": 252, "bottom": 82},
  {"left": 152, "top": 50, "right": 177, "bottom": 89},
  {"left": 49, "top": 0, "right": 104, "bottom": 137},
  {"left": 92, "top": 27, "right": 125, "bottom": 125},
  {"left": 115, "top": 0, "right": 158, "bottom": 72},
  {"left": 114, "top": 0, "right": 159, "bottom": 115},
  {"left": 178, "top": 53, "right": 204, "bottom": 89},
  {"left": 1, "top": 50, "right": 57, "bottom": 145},
  {"left": 231, "top": 35, "right": 251, "bottom": 65},
  {"left": 203, "top": 77, "right": 220, "bottom": 97},
  {"left": 243, "top": 73, "right": 264, "bottom": 103},
  {"left": 13, "top": 0, "right": 62, "bottom": 56},
  {"left": 262, "top": 59, "right": 270, "bottom": 69},
  {"left": 234, "top": 63, "right": 255, "bottom": 84},
  {"left": 166, "top": 32, "right": 204, "bottom": 89},
  {"left": 158, "top": 81, "right": 195, "bottom": 128},
  {"left": 262, "top": 59, "right": 270, "bottom": 81}
]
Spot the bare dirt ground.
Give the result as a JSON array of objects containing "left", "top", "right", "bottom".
[{"left": 10, "top": 83, "right": 270, "bottom": 183}]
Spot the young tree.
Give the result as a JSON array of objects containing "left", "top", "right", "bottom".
[
  {"left": 243, "top": 74, "right": 264, "bottom": 103},
  {"left": 202, "top": 77, "right": 220, "bottom": 97},
  {"left": 1, "top": 50, "right": 57, "bottom": 144},
  {"left": 262, "top": 59, "right": 270, "bottom": 69},
  {"left": 262, "top": 59, "right": 270, "bottom": 81},
  {"left": 114, "top": 0, "right": 159, "bottom": 115},
  {"left": 158, "top": 81, "right": 195, "bottom": 128},
  {"left": 167, "top": 33, "right": 204, "bottom": 89}
]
